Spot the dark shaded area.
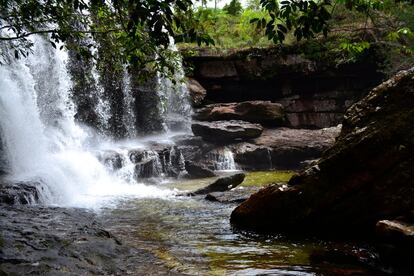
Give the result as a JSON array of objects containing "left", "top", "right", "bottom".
[
  {"left": 231, "top": 68, "right": 414, "bottom": 237},
  {"left": 184, "top": 46, "right": 385, "bottom": 129}
]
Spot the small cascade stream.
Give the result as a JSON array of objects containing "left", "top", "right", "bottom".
[{"left": 209, "top": 147, "right": 237, "bottom": 171}]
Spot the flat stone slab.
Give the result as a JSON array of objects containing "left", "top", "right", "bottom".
[
  {"left": 193, "top": 101, "right": 285, "bottom": 125},
  {"left": 191, "top": 120, "right": 263, "bottom": 143}
]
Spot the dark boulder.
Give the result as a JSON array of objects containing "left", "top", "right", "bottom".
[
  {"left": 375, "top": 217, "right": 414, "bottom": 267},
  {"left": 129, "top": 150, "right": 162, "bottom": 178},
  {"left": 0, "top": 180, "right": 42, "bottom": 205},
  {"left": 192, "top": 120, "right": 263, "bottom": 143},
  {"left": 376, "top": 219, "right": 414, "bottom": 244},
  {"left": 191, "top": 173, "right": 245, "bottom": 195},
  {"left": 97, "top": 150, "right": 124, "bottom": 171},
  {"left": 185, "top": 161, "right": 216, "bottom": 178},
  {"left": 193, "top": 101, "right": 285, "bottom": 125},
  {"left": 231, "top": 68, "right": 414, "bottom": 235}
]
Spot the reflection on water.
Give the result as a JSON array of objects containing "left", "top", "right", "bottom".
[{"left": 98, "top": 180, "right": 379, "bottom": 275}]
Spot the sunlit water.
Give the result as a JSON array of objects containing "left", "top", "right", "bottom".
[{"left": 98, "top": 180, "right": 379, "bottom": 275}]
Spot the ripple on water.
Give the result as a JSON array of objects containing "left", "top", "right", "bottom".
[{"left": 97, "top": 191, "right": 381, "bottom": 275}]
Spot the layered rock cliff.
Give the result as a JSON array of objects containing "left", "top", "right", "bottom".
[
  {"left": 184, "top": 46, "right": 384, "bottom": 128},
  {"left": 230, "top": 67, "right": 414, "bottom": 236}
]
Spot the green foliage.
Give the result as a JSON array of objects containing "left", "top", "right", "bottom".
[
  {"left": 251, "top": 0, "right": 332, "bottom": 43},
  {"left": 223, "top": 0, "right": 243, "bottom": 16},
  {"left": 179, "top": 7, "right": 272, "bottom": 48},
  {"left": 0, "top": 0, "right": 213, "bottom": 77},
  {"left": 339, "top": 40, "right": 370, "bottom": 57}
]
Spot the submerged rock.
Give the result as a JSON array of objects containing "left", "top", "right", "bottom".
[
  {"left": 231, "top": 68, "right": 414, "bottom": 235},
  {"left": 193, "top": 101, "right": 285, "bottom": 125},
  {"left": 192, "top": 120, "right": 263, "bottom": 143},
  {"left": 191, "top": 173, "right": 245, "bottom": 195}
]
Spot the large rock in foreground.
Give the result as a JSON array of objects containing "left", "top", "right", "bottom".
[
  {"left": 193, "top": 101, "right": 285, "bottom": 125},
  {"left": 231, "top": 68, "right": 414, "bottom": 235},
  {"left": 192, "top": 120, "right": 263, "bottom": 143}
]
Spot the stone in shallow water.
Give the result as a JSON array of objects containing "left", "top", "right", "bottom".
[
  {"left": 191, "top": 120, "right": 263, "bottom": 143},
  {"left": 191, "top": 173, "right": 245, "bottom": 195},
  {"left": 205, "top": 186, "right": 263, "bottom": 204}
]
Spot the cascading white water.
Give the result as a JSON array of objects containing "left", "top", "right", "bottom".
[
  {"left": 157, "top": 44, "right": 193, "bottom": 133},
  {"left": 92, "top": 62, "right": 112, "bottom": 134},
  {"left": 0, "top": 36, "right": 174, "bottom": 208},
  {"left": 210, "top": 148, "right": 237, "bottom": 171},
  {"left": 122, "top": 70, "right": 138, "bottom": 138}
]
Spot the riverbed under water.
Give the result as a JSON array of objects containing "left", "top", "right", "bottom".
[{"left": 95, "top": 177, "right": 382, "bottom": 275}]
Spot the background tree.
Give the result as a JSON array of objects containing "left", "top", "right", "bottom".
[
  {"left": 0, "top": 0, "right": 213, "bottom": 76},
  {"left": 224, "top": 0, "right": 243, "bottom": 15},
  {"left": 247, "top": 0, "right": 262, "bottom": 11}
]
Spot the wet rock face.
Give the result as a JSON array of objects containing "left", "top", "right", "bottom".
[
  {"left": 0, "top": 205, "right": 164, "bottom": 275},
  {"left": 0, "top": 136, "right": 7, "bottom": 175},
  {"left": 0, "top": 181, "right": 41, "bottom": 205},
  {"left": 192, "top": 120, "right": 263, "bottom": 143},
  {"left": 174, "top": 127, "right": 338, "bottom": 171},
  {"left": 185, "top": 161, "right": 216, "bottom": 178},
  {"left": 97, "top": 150, "right": 124, "bottom": 171},
  {"left": 231, "top": 68, "right": 414, "bottom": 235},
  {"left": 193, "top": 101, "right": 285, "bottom": 125}
]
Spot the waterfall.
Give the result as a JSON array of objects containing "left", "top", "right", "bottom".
[
  {"left": 209, "top": 148, "right": 237, "bottom": 171},
  {"left": 0, "top": 35, "right": 174, "bottom": 208},
  {"left": 157, "top": 57, "right": 193, "bottom": 132}
]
